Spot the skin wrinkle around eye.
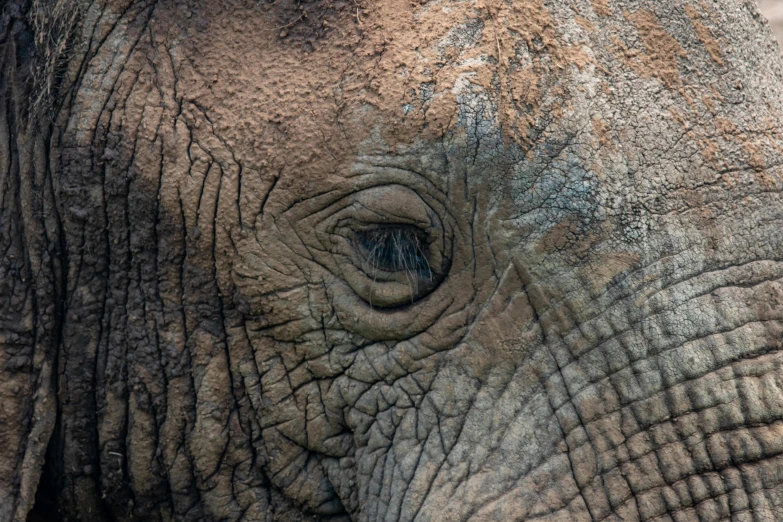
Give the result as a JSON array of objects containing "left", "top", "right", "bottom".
[
  {"left": 275, "top": 157, "right": 458, "bottom": 222},
  {"left": 274, "top": 175, "right": 450, "bottom": 262},
  {"left": 246, "top": 168, "right": 485, "bottom": 342}
]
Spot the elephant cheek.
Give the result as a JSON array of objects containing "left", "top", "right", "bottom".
[{"left": 456, "top": 260, "right": 544, "bottom": 382}]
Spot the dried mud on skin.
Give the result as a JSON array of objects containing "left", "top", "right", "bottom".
[{"left": 4, "top": 0, "right": 783, "bottom": 521}]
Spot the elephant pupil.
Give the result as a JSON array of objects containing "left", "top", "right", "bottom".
[{"left": 357, "top": 226, "right": 432, "bottom": 278}]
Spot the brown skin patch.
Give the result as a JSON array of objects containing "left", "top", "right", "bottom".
[
  {"left": 591, "top": 0, "right": 613, "bottom": 17},
  {"left": 743, "top": 140, "right": 768, "bottom": 171},
  {"left": 575, "top": 15, "right": 596, "bottom": 32},
  {"left": 671, "top": 98, "right": 775, "bottom": 172},
  {"left": 684, "top": 5, "right": 724, "bottom": 66},
  {"left": 581, "top": 251, "right": 641, "bottom": 293},
  {"left": 480, "top": 0, "right": 595, "bottom": 144},
  {"left": 591, "top": 116, "right": 612, "bottom": 150},
  {"left": 614, "top": 9, "right": 687, "bottom": 90},
  {"left": 698, "top": 137, "right": 722, "bottom": 168},
  {"left": 499, "top": 0, "right": 594, "bottom": 71},
  {"left": 715, "top": 116, "right": 738, "bottom": 135},
  {"left": 714, "top": 118, "right": 768, "bottom": 171},
  {"left": 702, "top": 93, "right": 716, "bottom": 114},
  {"left": 535, "top": 217, "right": 582, "bottom": 254},
  {"left": 508, "top": 65, "right": 543, "bottom": 144}
]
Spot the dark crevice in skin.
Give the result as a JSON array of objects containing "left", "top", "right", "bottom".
[
  {"left": 208, "top": 161, "right": 244, "bottom": 489},
  {"left": 407, "top": 393, "right": 470, "bottom": 522},
  {"left": 145, "top": 128, "right": 175, "bottom": 515},
  {"left": 259, "top": 174, "right": 279, "bottom": 218},
  {"left": 173, "top": 171, "right": 205, "bottom": 520},
  {"left": 521, "top": 269, "right": 601, "bottom": 522},
  {"left": 236, "top": 159, "right": 244, "bottom": 230},
  {"left": 543, "top": 268, "right": 783, "bottom": 412},
  {"left": 32, "top": 108, "right": 69, "bottom": 522}
]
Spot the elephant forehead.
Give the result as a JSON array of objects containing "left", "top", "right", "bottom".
[
  {"left": 58, "top": 0, "right": 783, "bottom": 281},
  {"left": 166, "top": 0, "right": 591, "bottom": 172},
  {"left": 160, "top": 0, "right": 783, "bottom": 210}
]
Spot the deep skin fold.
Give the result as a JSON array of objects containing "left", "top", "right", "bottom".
[{"left": 3, "top": 0, "right": 783, "bottom": 521}]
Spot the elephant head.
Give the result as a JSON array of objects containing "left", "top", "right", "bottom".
[{"left": 3, "top": 0, "right": 783, "bottom": 521}]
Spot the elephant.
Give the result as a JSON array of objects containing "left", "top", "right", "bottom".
[{"left": 3, "top": 0, "right": 783, "bottom": 520}]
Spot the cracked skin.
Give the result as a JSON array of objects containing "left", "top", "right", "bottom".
[{"left": 4, "top": 0, "right": 783, "bottom": 521}]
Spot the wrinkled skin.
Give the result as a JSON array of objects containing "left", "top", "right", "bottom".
[{"left": 3, "top": 0, "right": 783, "bottom": 521}]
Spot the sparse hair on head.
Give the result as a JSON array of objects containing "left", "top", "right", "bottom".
[{"left": 2, "top": 0, "right": 81, "bottom": 120}]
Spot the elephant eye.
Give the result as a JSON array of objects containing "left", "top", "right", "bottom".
[
  {"left": 341, "top": 223, "right": 439, "bottom": 308},
  {"left": 315, "top": 184, "right": 450, "bottom": 309},
  {"left": 355, "top": 225, "right": 433, "bottom": 278}
]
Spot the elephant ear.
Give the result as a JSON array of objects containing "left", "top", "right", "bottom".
[{"left": 0, "top": 2, "right": 68, "bottom": 521}]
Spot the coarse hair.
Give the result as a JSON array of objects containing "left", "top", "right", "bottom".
[{"left": 1, "top": 0, "right": 81, "bottom": 121}]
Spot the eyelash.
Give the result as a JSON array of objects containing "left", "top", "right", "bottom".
[{"left": 355, "top": 226, "right": 433, "bottom": 279}]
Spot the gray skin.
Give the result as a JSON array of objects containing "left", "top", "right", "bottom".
[{"left": 3, "top": 0, "right": 783, "bottom": 521}]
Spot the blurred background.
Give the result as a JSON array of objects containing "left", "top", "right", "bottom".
[{"left": 759, "top": 0, "right": 783, "bottom": 45}]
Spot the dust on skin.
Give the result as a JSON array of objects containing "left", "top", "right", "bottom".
[
  {"left": 591, "top": 116, "right": 612, "bottom": 150},
  {"left": 607, "top": 4, "right": 777, "bottom": 180},
  {"left": 665, "top": 77, "right": 780, "bottom": 177},
  {"left": 590, "top": 0, "right": 613, "bottom": 17},
  {"left": 580, "top": 251, "right": 642, "bottom": 294},
  {"left": 493, "top": 0, "right": 595, "bottom": 140},
  {"left": 685, "top": 109, "right": 773, "bottom": 173},
  {"left": 684, "top": 4, "right": 724, "bottom": 66},
  {"left": 616, "top": 9, "right": 687, "bottom": 91},
  {"left": 168, "top": 0, "right": 608, "bottom": 189},
  {"left": 713, "top": 117, "right": 769, "bottom": 171},
  {"left": 575, "top": 15, "right": 596, "bottom": 33}
]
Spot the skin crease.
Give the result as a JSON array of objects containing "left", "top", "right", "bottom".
[{"left": 4, "top": 0, "right": 783, "bottom": 521}]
